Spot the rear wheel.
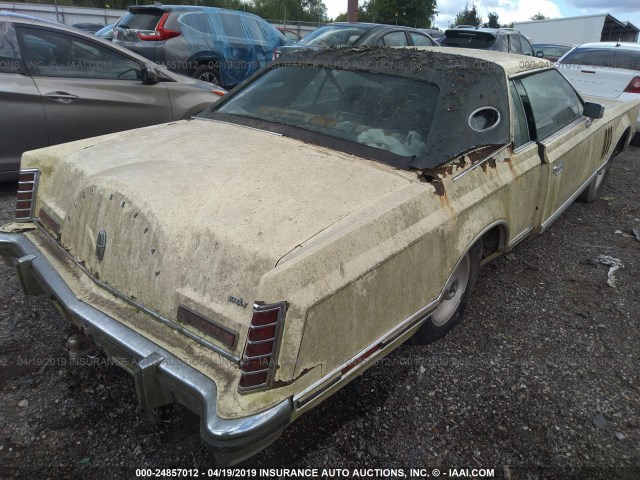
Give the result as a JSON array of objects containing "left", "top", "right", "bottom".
[
  {"left": 412, "top": 241, "right": 482, "bottom": 344},
  {"left": 193, "top": 63, "right": 221, "bottom": 86}
]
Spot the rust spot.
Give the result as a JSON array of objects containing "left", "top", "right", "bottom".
[
  {"left": 419, "top": 172, "right": 446, "bottom": 196},
  {"left": 454, "top": 156, "right": 467, "bottom": 171},
  {"left": 504, "top": 155, "right": 517, "bottom": 176},
  {"left": 271, "top": 366, "right": 313, "bottom": 388},
  {"left": 438, "top": 192, "right": 454, "bottom": 213},
  {"left": 467, "top": 144, "right": 503, "bottom": 163}
]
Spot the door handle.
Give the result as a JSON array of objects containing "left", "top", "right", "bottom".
[
  {"left": 553, "top": 162, "right": 564, "bottom": 175},
  {"left": 44, "top": 92, "right": 79, "bottom": 104}
]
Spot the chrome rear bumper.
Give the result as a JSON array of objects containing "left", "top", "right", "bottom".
[{"left": 0, "top": 229, "right": 292, "bottom": 466}]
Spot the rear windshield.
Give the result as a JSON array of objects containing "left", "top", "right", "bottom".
[
  {"left": 117, "top": 11, "right": 163, "bottom": 30},
  {"left": 560, "top": 48, "right": 640, "bottom": 71},
  {"left": 441, "top": 32, "right": 496, "bottom": 49},
  {"left": 299, "top": 25, "right": 371, "bottom": 47},
  {"left": 211, "top": 66, "right": 438, "bottom": 158}
]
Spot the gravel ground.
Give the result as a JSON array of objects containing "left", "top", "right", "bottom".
[{"left": 0, "top": 147, "right": 638, "bottom": 480}]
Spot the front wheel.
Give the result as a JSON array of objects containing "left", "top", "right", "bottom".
[
  {"left": 412, "top": 241, "right": 482, "bottom": 344},
  {"left": 193, "top": 64, "right": 221, "bottom": 86},
  {"left": 579, "top": 158, "right": 611, "bottom": 203}
]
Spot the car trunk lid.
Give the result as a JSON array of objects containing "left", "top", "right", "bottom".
[
  {"left": 559, "top": 64, "right": 638, "bottom": 99},
  {"left": 26, "top": 120, "right": 412, "bottom": 352}
]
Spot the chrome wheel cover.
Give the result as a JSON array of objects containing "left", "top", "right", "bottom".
[{"left": 431, "top": 253, "right": 471, "bottom": 327}]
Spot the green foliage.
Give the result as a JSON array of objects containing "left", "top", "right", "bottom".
[
  {"left": 18, "top": 0, "right": 329, "bottom": 22},
  {"left": 359, "top": 0, "right": 437, "bottom": 28},
  {"left": 483, "top": 11, "right": 499, "bottom": 29},
  {"left": 334, "top": 3, "right": 374, "bottom": 23},
  {"left": 252, "top": 0, "right": 328, "bottom": 22},
  {"left": 530, "top": 12, "right": 549, "bottom": 21},
  {"left": 453, "top": 2, "right": 481, "bottom": 27}
]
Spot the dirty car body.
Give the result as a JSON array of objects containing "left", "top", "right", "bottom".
[{"left": 0, "top": 47, "right": 638, "bottom": 465}]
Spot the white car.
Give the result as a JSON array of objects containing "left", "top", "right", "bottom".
[{"left": 557, "top": 42, "right": 640, "bottom": 144}]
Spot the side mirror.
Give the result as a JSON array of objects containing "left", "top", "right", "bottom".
[
  {"left": 584, "top": 102, "right": 604, "bottom": 119},
  {"left": 536, "top": 51, "right": 544, "bottom": 58},
  {"left": 141, "top": 63, "right": 159, "bottom": 85}
]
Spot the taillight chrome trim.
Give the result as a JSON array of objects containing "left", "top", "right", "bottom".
[
  {"left": 238, "top": 301, "right": 288, "bottom": 393},
  {"left": 15, "top": 169, "right": 40, "bottom": 221}
]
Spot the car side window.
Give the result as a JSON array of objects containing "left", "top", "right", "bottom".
[
  {"left": 509, "top": 82, "right": 530, "bottom": 148},
  {"left": 520, "top": 35, "right": 534, "bottom": 56},
  {"left": 561, "top": 48, "right": 640, "bottom": 71},
  {"left": 517, "top": 70, "right": 583, "bottom": 140},
  {"left": 17, "top": 27, "right": 142, "bottom": 80},
  {"left": 494, "top": 35, "right": 508, "bottom": 52},
  {"left": 560, "top": 49, "right": 609, "bottom": 66},
  {"left": 410, "top": 32, "right": 434, "bottom": 46},
  {"left": 380, "top": 32, "right": 408, "bottom": 47},
  {"left": 0, "top": 21, "right": 21, "bottom": 73},
  {"left": 508, "top": 34, "right": 522, "bottom": 54}
]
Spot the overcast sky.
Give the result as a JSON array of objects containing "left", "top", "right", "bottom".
[{"left": 323, "top": 0, "right": 640, "bottom": 33}]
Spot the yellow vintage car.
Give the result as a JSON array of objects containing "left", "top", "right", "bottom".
[{"left": 1, "top": 47, "right": 638, "bottom": 465}]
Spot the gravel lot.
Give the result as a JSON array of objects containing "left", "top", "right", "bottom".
[{"left": 0, "top": 146, "right": 638, "bottom": 480}]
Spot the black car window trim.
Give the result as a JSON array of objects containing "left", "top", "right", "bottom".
[
  {"left": 511, "top": 69, "right": 585, "bottom": 142},
  {"left": 509, "top": 81, "right": 532, "bottom": 149},
  {"left": 511, "top": 79, "right": 537, "bottom": 141}
]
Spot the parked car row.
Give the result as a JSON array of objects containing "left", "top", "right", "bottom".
[
  {"left": 0, "top": 12, "right": 224, "bottom": 181},
  {"left": 1, "top": 9, "right": 640, "bottom": 466},
  {"left": 277, "top": 21, "right": 439, "bottom": 57},
  {"left": 112, "top": 5, "right": 291, "bottom": 88},
  {"left": 556, "top": 42, "right": 640, "bottom": 144}
]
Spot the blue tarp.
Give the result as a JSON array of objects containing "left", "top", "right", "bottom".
[{"left": 177, "top": 8, "right": 286, "bottom": 87}]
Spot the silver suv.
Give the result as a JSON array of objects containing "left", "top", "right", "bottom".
[
  {"left": 441, "top": 27, "right": 534, "bottom": 56},
  {"left": 113, "top": 5, "right": 290, "bottom": 88}
]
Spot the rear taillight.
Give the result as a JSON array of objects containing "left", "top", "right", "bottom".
[
  {"left": 137, "top": 12, "right": 180, "bottom": 41},
  {"left": 15, "top": 169, "right": 39, "bottom": 221},
  {"left": 239, "top": 301, "right": 287, "bottom": 391},
  {"left": 624, "top": 76, "right": 640, "bottom": 94}
]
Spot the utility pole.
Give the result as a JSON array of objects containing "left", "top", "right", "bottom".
[
  {"left": 347, "top": 0, "right": 358, "bottom": 23},
  {"left": 54, "top": 0, "right": 61, "bottom": 23}
]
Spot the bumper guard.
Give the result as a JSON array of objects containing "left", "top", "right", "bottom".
[{"left": 0, "top": 230, "right": 292, "bottom": 465}]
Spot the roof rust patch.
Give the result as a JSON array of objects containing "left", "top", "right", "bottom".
[{"left": 419, "top": 172, "right": 446, "bottom": 196}]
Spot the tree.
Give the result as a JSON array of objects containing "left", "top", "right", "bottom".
[
  {"left": 335, "top": 3, "right": 374, "bottom": 23},
  {"left": 530, "top": 12, "right": 549, "bottom": 21},
  {"left": 454, "top": 2, "right": 482, "bottom": 27},
  {"left": 363, "top": 0, "right": 437, "bottom": 28},
  {"left": 483, "top": 12, "right": 500, "bottom": 29},
  {"left": 251, "top": 0, "right": 329, "bottom": 22}
]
